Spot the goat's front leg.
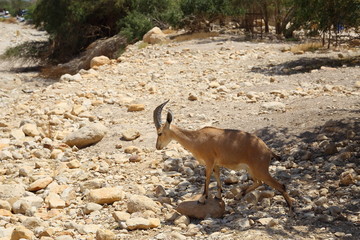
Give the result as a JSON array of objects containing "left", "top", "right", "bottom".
[
  {"left": 213, "top": 166, "right": 222, "bottom": 199},
  {"left": 198, "top": 163, "right": 214, "bottom": 204}
]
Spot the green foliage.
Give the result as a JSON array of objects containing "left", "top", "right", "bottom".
[
  {"left": 181, "top": 0, "right": 241, "bottom": 19},
  {"left": 118, "top": 11, "right": 153, "bottom": 42},
  {"left": 31, "top": 0, "right": 183, "bottom": 61},
  {"left": 1, "top": 41, "right": 49, "bottom": 63},
  {"left": 32, "top": 0, "right": 127, "bottom": 61}
]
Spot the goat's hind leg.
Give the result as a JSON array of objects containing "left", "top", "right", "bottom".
[
  {"left": 243, "top": 179, "right": 262, "bottom": 196},
  {"left": 261, "top": 173, "right": 293, "bottom": 212}
]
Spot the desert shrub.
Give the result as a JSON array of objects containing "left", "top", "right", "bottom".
[{"left": 1, "top": 41, "right": 49, "bottom": 63}]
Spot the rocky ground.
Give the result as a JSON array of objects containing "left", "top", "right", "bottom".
[{"left": 0, "top": 22, "right": 359, "bottom": 240}]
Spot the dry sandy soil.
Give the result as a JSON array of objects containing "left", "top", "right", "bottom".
[{"left": 0, "top": 21, "right": 359, "bottom": 240}]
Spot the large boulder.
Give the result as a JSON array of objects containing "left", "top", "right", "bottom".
[
  {"left": 64, "top": 123, "right": 107, "bottom": 148},
  {"left": 143, "top": 27, "right": 167, "bottom": 44},
  {"left": 176, "top": 195, "right": 225, "bottom": 219}
]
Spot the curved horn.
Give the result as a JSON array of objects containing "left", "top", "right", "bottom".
[{"left": 153, "top": 100, "right": 170, "bottom": 129}]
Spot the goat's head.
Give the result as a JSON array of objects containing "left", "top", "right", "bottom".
[{"left": 153, "top": 100, "right": 173, "bottom": 150}]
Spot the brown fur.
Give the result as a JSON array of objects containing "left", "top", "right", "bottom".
[{"left": 154, "top": 102, "right": 293, "bottom": 212}]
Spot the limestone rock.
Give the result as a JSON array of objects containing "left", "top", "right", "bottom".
[
  {"left": 80, "top": 179, "right": 105, "bottom": 192},
  {"left": 12, "top": 196, "right": 43, "bottom": 214},
  {"left": 60, "top": 73, "right": 83, "bottom": 82},
  {"left": 45, "top": 193, "right": 66, "bottom": 208},
  {"left": 126, "top": 217, "right": 161, "bottom": 230},
  {"left": 112, "top": 211, "right": 131, "bottom": 222},
  {"left": 22, "top": 217, "right": 43, "bottom": 230},
  {"left": 127, "top": 195, "right": 160, "bottom": 213},
  {"left": 354, "top": 81, "right": 360, "bottom": 88},
  {"left": 96, "top": 229, "right": 116, "bottom": 240},
  {"left": 176, "top": 196, "right": 225, "bottom": 219},
  {"left": 28, "top": 176, "right": 53, "bottom": 192},
  {"left": 10, "top": 226, "right": 34, "bottom": 240},
  {"left": 122, "top": 129, "right": 140, "bottom": 141},
  {"left": 261, "top": 102, "right": 286, "bottom": 112},
  {"left": 174, "top": 215, "right": 190, "bottom": 226},
  {"left": 0, "top": 150, "right": 12, "bottom": 160},
  {"left": 67, "top": 160, "right": 81, "bottom": 169},
  {"left": 22, "top": 123, "right": 40, "bottom": 137},
  {"left": 0, "top": 200, "right": 11, "bottom": 211},
  {"left": 10, "top": 128, "right": 25, "bottom": 140},
  {"left": 124, "top": 146, "right": 141, "bottom": 154},
  {"left": 90, "top": 56, "right": 111, "bottom": 68},
  {"left": 64, "top": 123, "right": 107, "bottom": 148},
  {"left": 49, "top": 102, "right": 72, "bottom": 115},
  {"left": 0, "top": 184, "right": 26, "bottom": 200},
  {"left": 84, "top": 202, "right": 103, "bottom": 214},
  {"left": 143, "top": 27, "right": 167, "bottom": 44},
  {"left": 89, "top": 187, "right": 125, "bottom": 204}
]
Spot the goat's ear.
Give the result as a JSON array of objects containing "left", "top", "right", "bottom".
[{"left": 166, "top": 110, "right": 173, "bottom": 124}]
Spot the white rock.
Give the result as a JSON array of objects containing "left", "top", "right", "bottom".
[
  {"left": 60, "top": 73, "right": 83, "bottom": 82},
  {"left": 64, "top": 123, "right": 107, "bottom": 148},
  {"left": 0, "top": 200, "right": 11, "bottom": 211},
  {"left": 22, "top": 123, "right": 40, "bottom": 137},
  {"left": 10, "top": 128, "right": 25, "bottom": 140},
  {"left": 143, "top": 27, "right": 167, "bottom": 44},
  {"left": 96, "top": 229, "right": 116, "bottom": 240},
  {"left": 0, "top": 184, "right": 26, "bottom": 200},
  {"left": 0, "top": 150, "right": 12, "bottom": 160},
  {"left": 84, "top": 202, "right": 103, "bottom": 214},
  {"left": 261, "top": 101, "right": 286, "bottom": 112},
  {"left": 127, "top": 195, "right": 160, "bottom": 213}
]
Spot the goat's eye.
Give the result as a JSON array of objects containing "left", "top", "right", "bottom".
[{"left": 158, "top": 133, "right": 162, "bottom": 136}]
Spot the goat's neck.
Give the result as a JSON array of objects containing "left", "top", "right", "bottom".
[{"left": 169, "top": 125, "right": 200, "bottom": 152}]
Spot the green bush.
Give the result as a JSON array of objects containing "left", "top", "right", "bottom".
[{"left": 118, "top": 11, "right": 153, "bottom": 42}]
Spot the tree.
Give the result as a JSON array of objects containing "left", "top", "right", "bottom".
[
  {"left": 32, "top": 0, "right": 183, "bottom": 61},
  {"left": 180, "top": 0, "right": 242, "bottom": 32},
  {"left": 291, "top": 0, "right": 360, "bottom": 46}
]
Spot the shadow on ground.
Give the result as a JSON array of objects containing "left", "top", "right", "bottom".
[
  {"left": 251, "top": 55, "right": 360, "bottom": 75},
  {"left": 167, "top": 116, "right": 359, "bottom": 239}
]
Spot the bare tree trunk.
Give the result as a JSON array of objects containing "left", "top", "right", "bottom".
[
  {"left": 275, "top": 1, "right": 281, "bottom": 34},
  {"left": 327, "top": 26, "right": 331, "bottom": 48},
  {"left": 261, "top": 1, "right": 269, "bottom": 33}
]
